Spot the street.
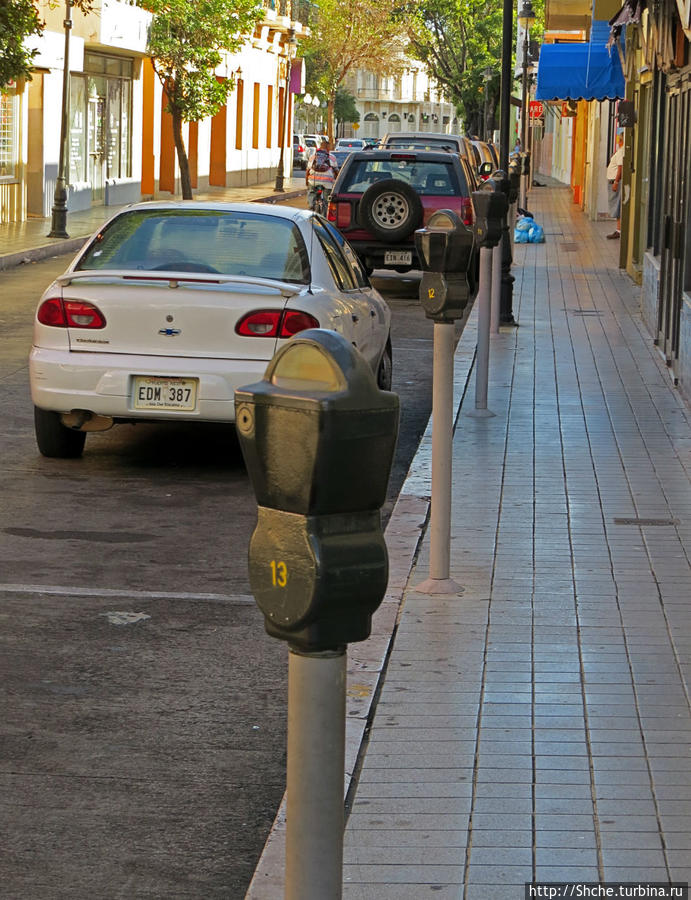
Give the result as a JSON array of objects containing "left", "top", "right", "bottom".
[{"left": 0, "top": 246, "right": 442, "bottom": 898}]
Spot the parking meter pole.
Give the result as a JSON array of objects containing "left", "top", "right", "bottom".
[
  {"left": 286, "top": 648, "right": 346, "bottom": 900},
  {"left": 430, "top": 321, "right": 454, "bottom": 582},
  {"left": 469, "top": 247, "right": 495, "bottom": 418},
  {"left": 491, "top": 241, "right": 502, "bottom": 333}
]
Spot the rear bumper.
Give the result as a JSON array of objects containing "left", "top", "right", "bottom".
[
  {"left": 29, "top": 347, "right": 270, "bottom": 423},
  {"left": 345, "top": 239, "right": 420, "bottom": 270}
]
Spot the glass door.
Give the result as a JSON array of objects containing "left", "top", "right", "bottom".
[{"left": 87, "top": 81, "right": 106, "bottom": 203}]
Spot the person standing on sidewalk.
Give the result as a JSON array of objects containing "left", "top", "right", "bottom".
[
  {"left": 606, "top": 135, "right": 624, "bottom": 239},
  {"left": 305, "top": 138, "right": 339, "bottom": 210}
]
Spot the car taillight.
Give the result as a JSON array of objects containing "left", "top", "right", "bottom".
[
  {"left": 299, "top": 144, "right": 305, "bottom": 152},
  {"left": 333, "top": 202, "right": 351, "bottom": 228},
  {"left": 37, "top": 297, "right": 106, "bottom": 329},
  {"left": 327, "top": 201, "right": 337, "bottom": 223},
  {"left": 460, "top": 196, "right": 474, "bottom": 226},
  {"left": 235, "top": 309, "right": 319, "bottom": 338}
]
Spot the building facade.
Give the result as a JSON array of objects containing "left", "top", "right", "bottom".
[{"left": 0, "top": 0, "right": 307, "bottom": 224}]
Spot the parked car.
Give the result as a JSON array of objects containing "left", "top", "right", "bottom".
[
  {"left": 293, "top": 133, "right": 309, "bottom": 169},
  {"left": 332, "top": 149, "right": 353, "bottom": 169},
  {"left": 335, "top": 138, "right": 367, "bottom": 151},
  {"left": 380, "top": 132, "right": 481, "bottom": 180},
  {"left": 29, "top": 202, "right": 393, "bottom": 457},
  {"left": 327, "top": 148, "right": 478, "bottom": 276}
]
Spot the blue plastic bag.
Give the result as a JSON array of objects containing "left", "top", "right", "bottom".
[
  {"left": 514, "top": 215, "right": 531, "bottom": 243},
  {"left": 528, "top": 222, "right": 545, "bottom": 243}
]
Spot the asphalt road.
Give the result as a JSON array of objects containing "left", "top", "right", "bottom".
[{"left": 0, "top": 248, "right": 442, "bottom": 898}]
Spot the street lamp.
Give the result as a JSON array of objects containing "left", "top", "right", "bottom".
[
  {"left": 274, "top": 27, "right": 298, "bottom": 193},
  {"left": 482, "top": 66, "right": 494, "bottom": 141},
  {"left": 48, "top": 0, "right": 73, "bottom": 238},
  {"left": 518, "top": 0, "right": 536, "bottom": 208}
]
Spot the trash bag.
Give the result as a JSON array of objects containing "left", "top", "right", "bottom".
[
  {"left": 514, "top": 215, "right": 531, "bottom": 243},
  {"left": 528, "top": 222, "right": 545, "bottom": 243}
]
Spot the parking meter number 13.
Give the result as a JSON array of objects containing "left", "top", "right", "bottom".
[{"left": 270, "top": 560, "right": 288, "bottom": 588}]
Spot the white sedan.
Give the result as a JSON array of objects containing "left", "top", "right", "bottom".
[{"left": 29, "top": 201, "right": 393, "bottom": 457}]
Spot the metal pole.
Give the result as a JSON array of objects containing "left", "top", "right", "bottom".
[
  {"left": 417, "top": 321, "right": 462, "bottom": 595},
  {"left": 48, "top": 0, "right": 72, "bottom": 238},
  {"left": 469, "top": 247, "right": 495, "bottom": 418},
  {"left": 285, "top": 648, "right": 346, "bottom": 900},
  {"left": 520, "top": 34, "right": 529, "bottom": 210},
  {"left": 274, "top": 30, "right": 295, "bottom": 193},
  {"left": 499, "top": 0, "right": 513, "bottom": 172},
  {"left": 491, "top": 242, "right": 502, "bottom": 333}
]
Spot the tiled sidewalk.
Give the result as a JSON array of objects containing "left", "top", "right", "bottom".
[
  {"left": 0, "top": 177, "right": 306, "bottom": 270},
  {"left": 342, "top": 186, "right": 691, "bottom": 898}
]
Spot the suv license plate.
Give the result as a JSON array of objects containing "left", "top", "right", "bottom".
[
  {"left": 133, "top": 376, "right": 198, "bottom": 411},
  {"left": 384, "top": 250, "right": 413, "bottom": 265}
]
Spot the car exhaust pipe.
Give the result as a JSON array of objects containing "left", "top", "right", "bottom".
[{"left": 61, "top": 410, "right": 114, "bottom": 432}]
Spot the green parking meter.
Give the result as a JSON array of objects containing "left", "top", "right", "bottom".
[
  {"left": 235, "top": 329, "right": 399, "bottom": 900},
  {"left": 414, "top": 209, "right": 475, "bottom": 322},
  {"left": 235, "top": 328, "right": 399, "bottom": 653}
]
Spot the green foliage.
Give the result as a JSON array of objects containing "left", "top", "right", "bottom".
[
  {"left": 408, "top": 0, "right": 503, "bottom": 132},
  {"left": 0, "top": 0, "right": 43, "bottom": 88},
  {"left": 147, "top": 0, "right": 263, "bottom": 123},
  {"left": 303, "top": 0, "right": 404, "bottom": 138},
  {"left": 334, "top": 86, "right": 359, "bottom": 124}
]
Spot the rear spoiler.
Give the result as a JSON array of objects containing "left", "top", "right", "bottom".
[{"left": 56, "top": 270, "right": 300, "bottom": 298}]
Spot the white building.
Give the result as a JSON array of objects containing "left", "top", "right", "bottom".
[
  {"left": 340, "top": 60, "right": 458, "bottom": 140},
  {"left": 1, "top": 0, "right": 307, "bottom": 223}
]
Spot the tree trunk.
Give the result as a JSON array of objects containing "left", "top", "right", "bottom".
[
  {"left": 171, "top": 106, "right": 193, "bottom": 200},
  {"left": 327, "top": 96, "right": 335, "bottom": 146}
]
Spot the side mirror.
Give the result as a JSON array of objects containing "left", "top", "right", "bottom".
[{"left": 478, "top": 161, "right": 493, "bottom": 180}]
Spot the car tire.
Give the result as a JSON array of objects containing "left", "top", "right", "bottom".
[
  {"left": 358, "top": 179, "right": 423, "bottom": 243},
  {"left": 34, "top": 407, "right": 86, "bottom": 458},
  {"left": 377, "top": 340, "right": 393, "bottom": 391}
]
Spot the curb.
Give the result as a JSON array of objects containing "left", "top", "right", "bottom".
[
  {"left": 0, "top": 189, "right": 307, "bottom": 272},
  {"left": 244, "top": 306, "right": 480, "bottom": 899}
]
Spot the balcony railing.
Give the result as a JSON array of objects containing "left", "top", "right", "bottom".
[{"left": 262, "top": 0, "right": 316, "bottom": 24}]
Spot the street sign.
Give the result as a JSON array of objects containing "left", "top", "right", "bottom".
[{"left": 529, "top": 100, "right": 544, "bottom": 119}]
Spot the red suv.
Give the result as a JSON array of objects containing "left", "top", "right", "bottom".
[{"left": 327, "top": 149, "right": 477, "bottom": 274}]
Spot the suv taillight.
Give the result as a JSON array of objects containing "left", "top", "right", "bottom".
[
  {"left": 235, "top": 309, "right": 320, "bottom": 338},
  {"left": 37, "top": 297, "right": 106, "bottom": 329},
  {"left": 460, "top": 196, "right": 474, "bottom": 226}
]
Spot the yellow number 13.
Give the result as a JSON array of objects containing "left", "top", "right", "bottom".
[{"left": 270, "top": 560, "right": 288, "bottom": 588}]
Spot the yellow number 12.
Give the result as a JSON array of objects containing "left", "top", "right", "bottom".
[{"left": 270, "top": 560, "right": 288, "bottom": 588}]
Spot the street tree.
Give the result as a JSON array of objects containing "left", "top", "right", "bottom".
[
  {"left": 147, "top": 0, "right": 263, "bottom": 199},
  {"left": 302, "top": 0, "right": 404, "bottom": 143},
  {"left": 334, "top": 86, "right": 360, "bottom": 138},
  {"left": 1, "top": 0, "right": 43, "bottom": 89},
  {"left": 407, "top": 0, "right": 503, "bottom": 136}
]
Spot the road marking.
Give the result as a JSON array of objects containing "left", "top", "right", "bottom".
[{"left": 0, "top": 583, "right": 255, "bottom": 604}]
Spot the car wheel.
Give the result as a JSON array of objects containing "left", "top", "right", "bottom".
[
  {"left": 377, "top": 340, "right": 393, "bottom": 391},
  {"left": 34, "top": 407, "right": 86, "bottom": 458},
  {"left": 358, "top": 179, "right": 423, "bottom": 243}
]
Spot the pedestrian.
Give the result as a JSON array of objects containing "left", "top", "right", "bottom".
[
  {"left": 305, "top": 138, "right": 339, "bottom": 210},
  {"left": 606, "top": 135, "right": 624, "bottom": 239}
]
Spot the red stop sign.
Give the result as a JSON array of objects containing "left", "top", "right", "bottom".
[{"left": 529, "top": 100, "right": 544, "bottom": 118}]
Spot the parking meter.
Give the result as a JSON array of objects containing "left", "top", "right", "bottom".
[
  {"left": 235, "top": 329, "right": 399, "bottom": 653},
  {"left": 472, "top": 179, "right": 509, "bottom": 249},
  {"left": 414, "top": 209, "right": 475, "bottom": 322},
  {"left": 508, "top": 157, "right": 521, "bottom": 204},
  {"left": 520, "top": 150, "right": 531, "bottom": 175}
]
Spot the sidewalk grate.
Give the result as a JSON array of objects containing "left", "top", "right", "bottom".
[{"left": 613, "top": 517, "right": 680, "bottom": 526}]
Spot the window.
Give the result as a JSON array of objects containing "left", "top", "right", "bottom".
[
  {"left": 322, "top": 221, "right": 370, "bottom": 288},
  {"left": 313, "top": 219, "right": 358, "bottom": 290},
  {"left": 77, "top": 209, "right": 311, "bottom": 283},
  {"left": 341, "top": 158, "right": 460, "bottom": 196},
  {"left": 0, "top": 89, "right": 19, "bottom": 180}
]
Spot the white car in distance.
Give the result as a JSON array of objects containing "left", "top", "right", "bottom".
[{"left": 29, "top": 202, "right": 393, "bottom": 458}]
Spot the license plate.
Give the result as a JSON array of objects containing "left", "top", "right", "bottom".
[
  {"left": 384, "top": 250, "right": 413, "bottom": 265},
  {"left": 133, "top": 376, "right": 198, "bottom": 411}
]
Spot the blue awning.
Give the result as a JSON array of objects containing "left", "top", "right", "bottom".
[{"left": 535, "top": 42, "right": 625, "bottom": 102}]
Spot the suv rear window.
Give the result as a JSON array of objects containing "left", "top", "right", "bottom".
[
  {"left": 384, "top": 137, "right": 461, "bottom": 152},
  {"left": 340, "top": 159, "right": 461, "bottom": 196}
]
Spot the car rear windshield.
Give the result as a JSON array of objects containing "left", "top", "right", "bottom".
[
  {"left": 76, "top": 209, "right": 311, "bottom": 283},
  {"left": 384, "top": 137, "right": 461, "bottom": 152},
  {"left": 339, "top": 158, "right": 462, "bottom": 196}
]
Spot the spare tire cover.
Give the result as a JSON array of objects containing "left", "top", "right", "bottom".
[{"left": 357, "top": 179, "right": 424, "bottom": 243}]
